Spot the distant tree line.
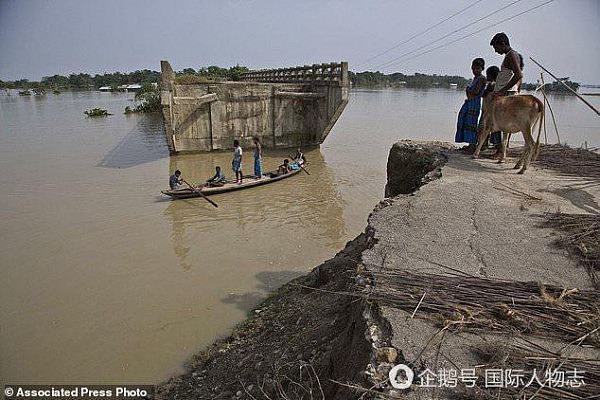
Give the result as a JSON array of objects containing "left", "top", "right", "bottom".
[
  {"left": 1, "top": 67, "right": 580, "bottom": 94},
  {"left": 350, "top": 71, "right": 581, "bottom": 93},
  {"left": 0, "top": 70, "right": 161, "bottom": 91},
  {"left": 349, "top": 71, "right": 471, "bottom": 88},
  {"left": 0, "top": 65, "right": 254, "bottom": 91},
  {"left": 521, "top": 78, "right": 580, "bottom": 94}
]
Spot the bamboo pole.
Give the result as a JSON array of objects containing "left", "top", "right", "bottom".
[
  {"left": 530, "top": 57, "right": 600, "bottom": 116},
  {"left": 540, "top": 73, "right": 561, "bottom": 144},
  {"left": 538, "top": 75, "right": 548, "bottom": 145}
]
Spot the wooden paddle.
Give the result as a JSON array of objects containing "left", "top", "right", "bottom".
[
  {"left": 182, "top": 179, "right": 218, "bottom": 208},
  {"left": 289, "top": 154, "right": 310, "bottom": 175}
]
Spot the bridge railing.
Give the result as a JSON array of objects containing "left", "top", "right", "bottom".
[{"left": 241, "top": 62, "right": 348, "bottom": 84}]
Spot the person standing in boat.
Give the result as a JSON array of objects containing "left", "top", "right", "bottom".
[
  {"left": 232, "top": 139, "right": 243, "bottom": 184},
  {"left": 489, "top": 32, "right": 523, "bottom": 152},
  {"left": 169, "top": 170, "right": 183, "bottom": 190},
  {"left": 252, "top": 136, "right": 263, "bottom": 179}
]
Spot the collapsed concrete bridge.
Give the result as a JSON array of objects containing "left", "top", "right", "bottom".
[{"left": 160, "top": 61, "right": 349, "bottom": 153}]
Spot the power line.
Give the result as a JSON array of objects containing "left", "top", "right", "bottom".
[
  {"left": 355, "top": 0, "right": 485, "bottom": 69},
  {"left": 379, "top": 0, "right": 554, "bottom": 71},
  {"left": 370, "top": 0, "right": 524, "bottom": 71}
]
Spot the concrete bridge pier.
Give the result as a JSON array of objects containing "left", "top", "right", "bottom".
[{"left": 160, "top": 61, "right": 349, "bottom": 153}]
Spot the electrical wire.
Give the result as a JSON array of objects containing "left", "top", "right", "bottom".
[
  {"left": 379, "top": 0, "right": 554, "bottom": 71},
  {"left": 371, "top": 0, "right": 525, "bottom": 70},
  {"left": 355, "top": 0, "right": 485, "bottom": 69}
]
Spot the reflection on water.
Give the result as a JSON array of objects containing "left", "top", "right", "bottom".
[
  {"left": 1, "top": 88, "right": 598, "bottom": 385},
  {"left": 96, "top": 114, "right": 168, "bottom": 168}
]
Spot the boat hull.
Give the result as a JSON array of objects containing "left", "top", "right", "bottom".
[{"left": 161, "top": 163, "right": 304, "bottom": 199}]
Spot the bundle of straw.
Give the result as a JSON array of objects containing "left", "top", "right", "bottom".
[
  {"left": 509, "top": 144, "right": 600, "bottom": 179},
  {"left": 452, "top": 341, "right": 600, "bottom": 400},
  {"left": 544, "top": 212, "right": 600, "bottom": 289},
  {"left": 365, "top": 271, "right": 600, "bottom": 346}
]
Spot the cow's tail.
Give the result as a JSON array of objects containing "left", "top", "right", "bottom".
[{"left": 533, "top": 97, "right": 545, "bottom": 161}]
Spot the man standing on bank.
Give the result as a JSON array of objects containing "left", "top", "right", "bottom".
[
  {"left": 232, "top": 139, "right": 243, "bottom": 184},
  {"left": 491, "top": 32, "right": 522, "bottom": 96},
  {"left": 489, "top": 32, "right": 523, "bottom": 150}
]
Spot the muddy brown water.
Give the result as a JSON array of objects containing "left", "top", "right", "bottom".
[{"left": 1, "top": 89, "right": 598, "bottom": 384}]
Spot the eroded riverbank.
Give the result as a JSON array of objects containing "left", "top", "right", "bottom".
[
  {"left": 155, "top": 141, "right": 449, "bottom": 399},
  {"left": 157, "top": 141, "right": 599, "bottom": 399}
]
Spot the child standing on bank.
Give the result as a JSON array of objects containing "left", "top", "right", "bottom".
[
  {"left": 455, "top": 58, "right": 487, "bottom": 153},
  {"left": 478, "top": 65, "right": 500, "bottom": 149}
]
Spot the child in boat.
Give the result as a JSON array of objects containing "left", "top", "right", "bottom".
[
  {"left": 169, "top": 170, "right": 183, "bottom": 189},
  {"left": 455, "top": 58, "right": 487, "bottom": 153},
  {"left": 205, "top": 166, "right": 226, "bottom": 187},
  {"left": 294, "top": 148, "right": 306, "bottom": 163},
  {"left": 232, "top": 139, "right": 243, "bottom": 184},
  {"left": 277, "top": 159, "right": 290, "bottom": 175}
]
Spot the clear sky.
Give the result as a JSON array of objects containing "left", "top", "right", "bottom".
[{"left": 1, "top": 0, "right": 598, "bottom": 84}]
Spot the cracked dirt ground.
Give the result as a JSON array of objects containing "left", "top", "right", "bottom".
[
  {"left": 362, "top": 146, "right": 599, "bottom": 399},
  {"left": 365, "top": 149, "right": 597, "bottom": 287}
]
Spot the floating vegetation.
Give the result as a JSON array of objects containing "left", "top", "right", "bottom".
[
  {"left": 19, "top": 90, "right": 31, "bottom": 96},
  {"left": 84, "top": 108, "right": 111, "bottom": 117},
  {"left": 124, "top": 84, "right": 161, "bottom": 114},
  {"left": 123, "top": 100, "right": 161, "bottom": 114},
  {"left": 134, "top": 100, "right": 160, "bottom": 113},
  {"left": 53, "top": 90, "right": 60, "bottom": 95}
]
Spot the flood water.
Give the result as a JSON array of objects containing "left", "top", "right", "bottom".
[{"left": 1, "top": 88, "right": 598, "bottom": 384}]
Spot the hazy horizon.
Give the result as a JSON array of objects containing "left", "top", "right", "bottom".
[{"left": 1, "top": 0, "right": 599, "bottom": 84}]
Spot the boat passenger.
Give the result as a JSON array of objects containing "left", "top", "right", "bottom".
[
  {"left": 232, "top": 139, "right": 243, "bottom": 184},
  {"left": 294, "top": 148, "right": 306, "bottom": 163},
  {"left": 206, "top": 166, "right": 227, "bottom": 187},
  {"left": 169, "top": 170, "right": 183, "bottom": 189},
  {"left": 253, "top": 136, "right": 263, "bottom": 179},
  {"left": 277, "top": 159, "right": 290, "bottom": 175}
]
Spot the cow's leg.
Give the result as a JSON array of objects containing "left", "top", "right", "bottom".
[
  {"left": 513, "top": 135, "right": 526, "bottom": 169},
  {"left": 518, "top": 125, "right": 535, "bottom": 174},
  {"left": 514, "top": 150, "right": 525, "bottom": 169},
  {"left": 497, "top": 133, "right": 507, "bottom": 163},
  {"left": 514, "top": 156, "right": 523, "bottom": 169},
  {"left": 502, "top": 133, "right": 510, "bottom": 161},
  {"left": 473, "top": 123, "right": 490, "bottom": 158}
]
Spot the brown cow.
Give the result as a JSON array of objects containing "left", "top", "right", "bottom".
[{"left": 474, "top": 94, "right": 544, "bottom": 174}]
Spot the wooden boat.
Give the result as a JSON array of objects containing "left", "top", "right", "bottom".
[{"left": 161, "top": 160, "right": 305, "bottom": 199}]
